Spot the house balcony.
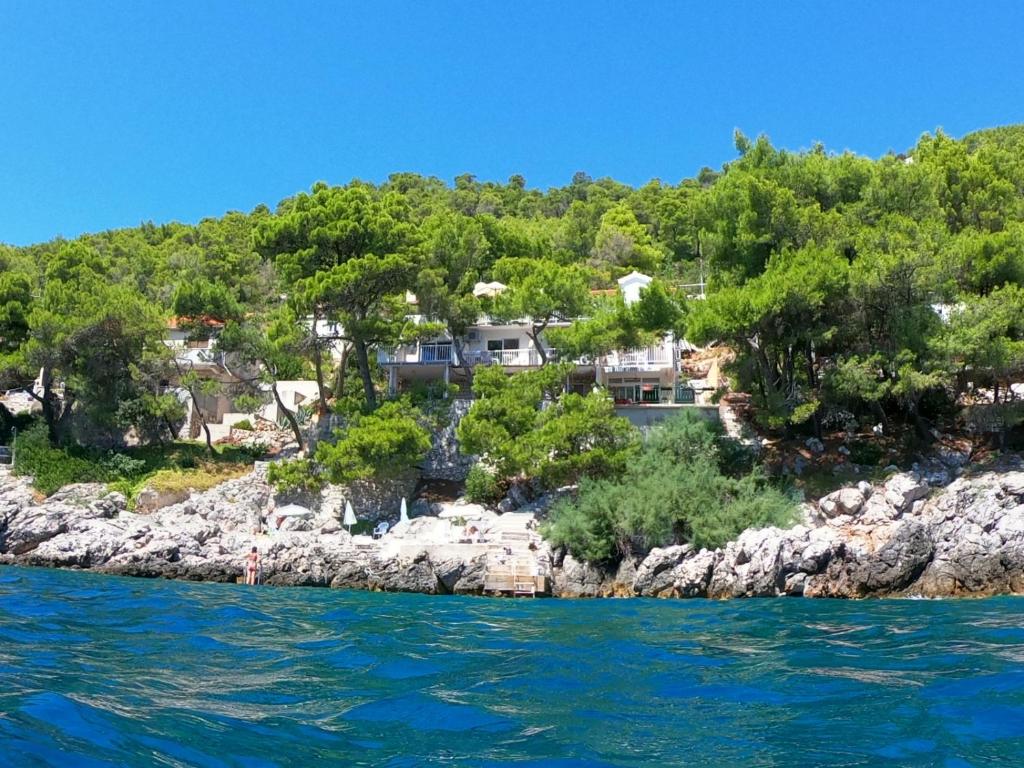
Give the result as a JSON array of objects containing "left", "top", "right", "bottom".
[
  {"left": 379, "top": 344, "right": 585, "bottom": 369},
  {"left": 464, "top": 348, "right": 549, "bottom": 367},
  {"left": 598, "top": 345, "right": 675, "bottom": 372},
  {"left": 378, "top": 343, "right": 455, "bottom": 365}
]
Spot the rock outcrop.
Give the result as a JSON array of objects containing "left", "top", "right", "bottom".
[{"left": 2, "top": 456, "right": 1023, "bottom": 600}]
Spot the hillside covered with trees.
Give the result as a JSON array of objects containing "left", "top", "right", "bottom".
[{"left": 2, "top": 126, "right": 1023, "bottom": 559}]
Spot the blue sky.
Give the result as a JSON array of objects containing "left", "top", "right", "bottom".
[{"left": 1, "top": 1, "right": 1023, "bottom": 245}]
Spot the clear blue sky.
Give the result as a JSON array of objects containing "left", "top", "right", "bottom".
[{"left": 2, "top": 1, "right": 1023, "bottom": 246}]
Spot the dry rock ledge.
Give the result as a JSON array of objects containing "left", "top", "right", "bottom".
[{"left": 1, "top": 456, "right": 1023, "bottom": 599}]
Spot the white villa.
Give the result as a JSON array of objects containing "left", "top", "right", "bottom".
[{"left": 379, "top": 271, "right": 718, "bottom": 425}]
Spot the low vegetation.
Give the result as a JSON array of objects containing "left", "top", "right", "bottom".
[
  {"left": 543, "top": 412, "right": 797, "bottom": 563},
  {"left": 464, "top": 464, "right": 503, "bottom": 504},
  {"left": 12, "top": 422, "right": 257, "bottom": 497},
  {"left": 115, "top": 465, "right": 251, "bottom": 503}
]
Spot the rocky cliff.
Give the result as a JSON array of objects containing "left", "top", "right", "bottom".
[{"left": 1, "top": 456, "right": 1022, "bottom": 599}]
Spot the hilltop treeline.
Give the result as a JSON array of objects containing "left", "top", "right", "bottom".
[{"left": 1, "top": 126, "right": 1023, "bottom": 453}]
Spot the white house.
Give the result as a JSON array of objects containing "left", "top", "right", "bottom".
[
  {"left": 376, "top": 271, "right": 710, "bottom": 413},
  {"left": 617, "top": 270, "right": 653, "bottom": 305}
]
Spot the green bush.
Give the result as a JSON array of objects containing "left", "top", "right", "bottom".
[
  {"left": 100, "top": 451, "right": 147, "bottom": 478},
  {"left": 464, "top": 464, "right": 503, "bottom": 504},
  {"left": 13, "top": 423, "right": 106, "bottom": 494},
  {"left": 267, "top": 458, "right": 324, "bottom": 494},
  {"left": 543, "top": 413, "right": 797, "bottom": 563},
  {"left": 645, "top": 409, "right": 753, "bottom": 475},
  {"left": 848, "top": 439, "right": 885, "bottom": 466},
  {"left": 12, "top": 422, "right": 257, "bottom": 497},
  {"left": 231, "top": 419, "right": 255, "bottom": 431}
]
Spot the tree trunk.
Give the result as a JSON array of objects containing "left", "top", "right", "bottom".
[
  {"left": 804, "top": 342, "right": 822, "bottom": 439},
  {"left": 870, "top": 399, "right": 889, "bottom": 431},
  {"left": 54, "top": 391, "right": 76, "bottom": 444},
  {"left": 451, "top": 336, "right": 473, "bottom": 377},
  {"left": 201, "top": 416, "right": 213, "bottom": 454},
  {"left": 909, "top": 399, "right": 932, "bottom": 441},
  {"left": 163, "top": 416, "right": 178, "bottom": 443},
  {"left": 354, "top": 338, "right": 377, "bottom": 408},
  {"left": 311, "top": 338, "right": 329, "bottom": 415},
  {"left": 36, "top": 367, "right": 60, "bottom": 445},
  {"left": 332, "top": 343, "right": 351, "bottom": 399},
  {"left": 529, "top": 321, "right": 550, "bottom": 365},
  {"left": 272, "top": 380, "right": 305, "bottom": 453},
  {"left": 185, "top": 382, "right": 213, "bottom": 454}
]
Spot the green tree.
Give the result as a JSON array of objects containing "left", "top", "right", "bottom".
[
  {"left": 0, "top": 272, "right": 33, "bottom": 356},
  {"left": 415, "top": 211, "right": 486, "bottom": 374},
  {"left": 491, "top": 258, "right": 591, "bottom": 364},
  {"left": 591, "top": 202, "right": 665, "bottom": 275},
  {"left": 315, "top": 399, "right": 431, "bottom": 484},
  {"left": 457, "top": 364, "right": 638, "bottom": 487},
  {"left": 688, "top": 245, "right": 850, "bottom": 433},
  {"left": 257, "top": 183, "right": 416, "bottom": 409},
  {"left": 25, "top": 270, "right": 169, "bottom": 443}
]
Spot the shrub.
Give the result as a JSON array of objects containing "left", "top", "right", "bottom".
[
  {"left": 848, "top": 439, "right": 885, "bottom": 466},
  {"left": 316, "top": 400, "right": 431, "bottom": 485},
  {"left": 267, "top": 458, "right": 324, "bottom": 494},
  {"left": 12, "top": 422, "right": 257, "bottom": 497},
  {"left": 100, "top": 451, "right": 147, "bottom": 478},
  {"left": 543, "top": 414, "right": 797, "bottom": 563},
  {"left": 13, "top": 424, "right": 105, "bottom": 495},
  {"left": 464, "top": 464, "right": 503, "bottom": 504},
  {"left": 230, "top": 419, "right": 255, "bottom": 432},
  {"left": 457, "top": 365, "right": 639, "bottom": 488}
]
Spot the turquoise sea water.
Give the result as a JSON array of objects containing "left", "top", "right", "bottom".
[{"left": 1, "top": 567, "right": 1023, "bottom": 767}]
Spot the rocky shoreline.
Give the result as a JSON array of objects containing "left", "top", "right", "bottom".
[{"left": 1, "top": 455, "right": 1022, "bottom": 599}]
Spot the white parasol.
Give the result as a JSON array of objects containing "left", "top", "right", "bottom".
[
  {"left": 274, "top": 503, "right": 313, "bottom": 518},
  {"left": 343, "top": 500, "right": 357, "bottom": 533}
]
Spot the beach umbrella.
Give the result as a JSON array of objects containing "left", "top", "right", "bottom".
[
  {"left": 271, "top": 502, "right": 312, "bottom": 532},
  {"left": 343, "top": 500, "right": 357, "bottom": 534},
  {"left": 400, "top": 497, "right": 409, "bottom": 524},
  {"left": 274, "top": 503, "right": 313, "bottom": 518}
]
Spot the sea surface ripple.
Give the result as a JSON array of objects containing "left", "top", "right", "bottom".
[{"left": 1, "top": 566, "right": 1023, "bottom": 766}]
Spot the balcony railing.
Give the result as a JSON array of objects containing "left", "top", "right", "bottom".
[
  {"left": 599, "top": 345, "right": 674, "bottom": 370},
  {"left": 378, "top": 343, "right": 454, "bottom": 365},
  {"left": 465, "top": 348, "right": 547, "bottom": 367},
  {"left": 378, "top": 344, "right": 578, "bottom": 368}
]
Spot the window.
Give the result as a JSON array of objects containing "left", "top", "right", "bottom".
[{"left": 487, "top": 338, "right": 520, "bottom": 351}]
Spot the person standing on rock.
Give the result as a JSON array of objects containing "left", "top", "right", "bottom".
[{"left": 245, "top": 546, "right": 261, "bottom": 585}]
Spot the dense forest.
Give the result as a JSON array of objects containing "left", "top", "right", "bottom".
[{"left": 2, "top": 126, "right": 1023, "bottom": 556}]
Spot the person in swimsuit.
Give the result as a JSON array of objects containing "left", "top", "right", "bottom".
[{"left": 245, "top": 546, "right": 260, "bottom": 585}]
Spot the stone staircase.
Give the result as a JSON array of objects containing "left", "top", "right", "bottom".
[
  {"left": 719, "top": 402, "right": 761, "bottom": 453},
  {"left": 480, "top": 514, "right": 549, "bottom": 596}
]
